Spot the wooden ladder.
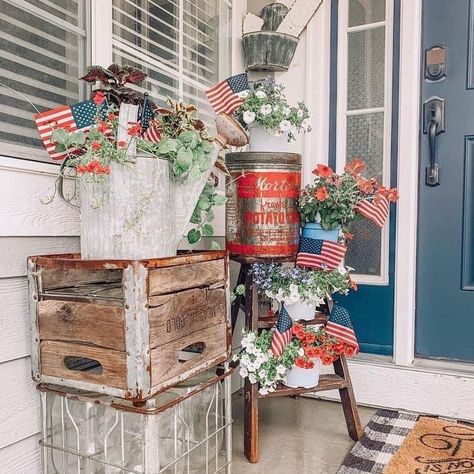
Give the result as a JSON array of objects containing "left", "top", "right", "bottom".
[{"left": 231, "top": 259, "right": 363, "bottom": 463}]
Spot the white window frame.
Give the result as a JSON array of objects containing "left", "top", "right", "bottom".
[
  {"left": 0, "top": 0, "right": 91, "bottom": 163},
  {"left": 336, "top": 0, "right": 394, "bottom": 285}
]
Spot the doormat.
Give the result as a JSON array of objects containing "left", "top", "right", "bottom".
[{"left": 337, "top": 410, "right": 474, "bottom": 474}]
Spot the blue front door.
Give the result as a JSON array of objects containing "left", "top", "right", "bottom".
[{"left": 417, "top": 0, "right": 474, "bottom": 361}]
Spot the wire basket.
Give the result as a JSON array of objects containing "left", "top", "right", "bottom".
[{"left": 38, "top": 367, "right": 233, "bottom": 474}]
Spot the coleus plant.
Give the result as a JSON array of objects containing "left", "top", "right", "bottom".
[{"left": 80, "top": 63, "right": 152, "bottom": 106}]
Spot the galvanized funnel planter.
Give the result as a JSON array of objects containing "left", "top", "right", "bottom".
[{"left": 242, "top": 31, "right": 298, "bottom": 72}]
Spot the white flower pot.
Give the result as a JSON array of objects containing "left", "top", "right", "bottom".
[
  {"left": 248, "top": 126, "right": 290, "bottom": 152},
  {"left": 283, "top": 301, "right": 316, "bottom": 321},
  {"left": 284, "top": 359, "right": 321, "bottom": 389}
]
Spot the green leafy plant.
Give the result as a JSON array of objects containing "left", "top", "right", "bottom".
[
  {"left": 250, "top": 263, "right": 355, "bottom": 306},
  {"left": 187, "top": 181, "right": 227, "bottom": 244},
  {"left": 298, "top": 160, "right": 399, "bottom": 234},
  {"left": 234, "top": 77, "right": 311, "bottom": 142},
  {"left": 234, "top": 325, "right": 356, "bottom": 395}
]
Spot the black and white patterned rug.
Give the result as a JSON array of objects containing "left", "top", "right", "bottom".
[{"left": 337, "top": 409, "right": 418, "bottom": 473}]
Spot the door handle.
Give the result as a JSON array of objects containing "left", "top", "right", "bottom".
[{"left": 423, "top": 97, "right": 445, "bottom": 186}]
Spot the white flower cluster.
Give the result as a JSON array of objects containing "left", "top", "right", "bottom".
[
  {"left": 234, "top": 330, "right": 287, "bottom": 395},
  {"left": 264, "top": 283, "right": 325, "bottom": 306}
]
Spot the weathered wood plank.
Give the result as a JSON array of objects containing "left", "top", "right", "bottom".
[
  {"left": 0, "top": 237, "right": 79, "bottom": 279},
  {"left": 276, "top": 0, "right": 324, "bottom": 37},
  {"left": 148, "top": 259, "right": 226, "bottom": 295},
  {"left": 0, "top": 166, "right": 80, "bottom": 237},
  {"left": 0, "top": 434, "right": 40, "bottom": 474},
  {"left": 40, "top": 267, "right": 122, "bottom": 291},
  {"left": 0, "top": 277, "right": 30, "bottom": 364},
  {"left": 38, "top": 300, "right": 126, "bottom": 350},
  {"left": 149, "top": 288, "right": 226, "bottom": 347},
  {"left": 150, "top": 322, "right": 229, "bottom": 386},
  {"left": 0, "top": 357, "right": 40, "bottom": 451},
  {"left": 40, "top": 341, "right": 128, "bottom": 389}
]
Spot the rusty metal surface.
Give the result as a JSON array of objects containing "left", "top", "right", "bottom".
[
  {"left": 31, "top": 250, "right": 227, "bottom": 270},
  {"left": 225, "top": 152, "right": 301, "bottom": 258},
  {"left": 37, "top": 367, "right": 234, "bottom": 415}
]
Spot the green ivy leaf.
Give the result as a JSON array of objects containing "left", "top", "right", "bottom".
[
  {"left": 55, "top": 143, "right": 67, "bottom": 153},
  {"left": 187, "top": 228, "right": 201, "bottom": 244},
  {"left": 210, "top": 240, "right": 221, "bottom": 250},
  {"left": 51, "top": 128, "right": 68, "bottom": 145},
  {"left": 202, "top": 223, "right": 214, "bottom": 236},
  {"left": 157, "top": 137, "right": 178, "bottom": 155},
  {"left": 213, "top": 195, "right": 227, "bottom": 206},
  {"left": 176, "top": 146, "right": 193, "bottom": 170},
  {"left": 178, "top": 130, "right": 199, "bottom": 148},
  {"left": 187, "top": 164, "right": 202, "bottom": 183}
]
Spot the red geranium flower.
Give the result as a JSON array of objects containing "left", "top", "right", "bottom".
[
  {"left": 356, "top": 176, "right": 373, "bottom": 194},
  {"left": 295, "top": 357, "right": 306, "bottom": 369},
  {"left": 388, "top": 187, "right": 399, "bottom": 203},
  {"left": 127, "top": 122, "right": 141, "bottom": 137},
  {"left": 91, "top": 141, "right": 101, "bottom": 151},
  {"left": 322, "top": 354, "right": 334, "bottom": 366},
  {"left": 108, "top": 112, "right": 117, "bottom": 121},
  {"left": 117, "top": 140, "right": 127, "bottom": 148},
  {"left": 344, "top": 157, "right": 366, "bottom": 175},
  {"left": 304, "top": 360, "right": 315, "bottom": 369},
  {"left": 93, "top": 90, "right": 105, "bottom": 106},
  {"left": 292, "top": 323, "right": 305, "bottom": 340},
  {"left": 315, "top": 186, "right": 329, "bottom": 202},
  {"left": 344, "top": 345, "right": 356, "bottom": 357},
  {"left": 312, "top": 164, "right": 334, "bottom": 178}
]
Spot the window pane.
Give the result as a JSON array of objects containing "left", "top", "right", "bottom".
[
  {"left": 349, "top": 0, "right": 385, "bottom": 27},
  {"left": 346, "top": 219, "right": 382, "bottom": 275},
  {"left": 112, "top": 0, "right": 231, "bottom": 127},
  {"left": 347, "top": 27, "right": 385, "bottom": 110},
  {"left": 346, "top": 112, "right": 384, "bottom": 275},
  {"left": 0, "top": 0, "right": 85, "bottom": 153},
  {"left": 346, "top": 112, "right": 384, "bottom": 181}
]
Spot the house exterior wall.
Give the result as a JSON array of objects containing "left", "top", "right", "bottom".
[{"left": 0, "top": 157, "right": 80, "bottom": 471}]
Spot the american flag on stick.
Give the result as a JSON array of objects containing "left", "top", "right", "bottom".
[
  {"left": 326, "top": 305, "right": 359, "bottom": 353},
  {"left": 356, "top": 195, "right": 390, "bottom": 228},
  {"left": 271, "top": 305, "right": 293, "bottom": 358},
  {"left": 206, "top": 73, "right": 249, "bottom": 115},
  {"left": 142, "top": 119, "right": 161, "bottom": 144},
  {"left": 296, "top": 237, "right": 347, "bottom": 271},
  {"left": 35, "top": 100, "right": 106, "bottom": 160}
]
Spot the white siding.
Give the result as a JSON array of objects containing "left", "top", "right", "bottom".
[{"left": 0, "top": 156, "right": 80, "bottom": 473}]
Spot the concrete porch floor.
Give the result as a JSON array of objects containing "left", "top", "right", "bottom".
[{"left": 230, "top": 393, "right": 377, "bottom": 474}]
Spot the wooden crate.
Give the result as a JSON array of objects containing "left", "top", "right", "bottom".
[{"left": 28, "top": 252, "right": 231, "bottom": 403}]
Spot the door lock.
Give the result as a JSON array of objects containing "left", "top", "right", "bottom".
[{"left": 423, "top": 97, "right": 445, "bottom": 186}]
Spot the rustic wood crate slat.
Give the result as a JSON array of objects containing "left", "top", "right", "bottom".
[{"left": 28, "top": 251, "right": 231, "bottom": 404}]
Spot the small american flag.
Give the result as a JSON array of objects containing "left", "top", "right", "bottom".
[
  {"left": 356, "top": 195, "right": 389, "bottom": 228},
  {"left": 35, "top": 100, "right": 104, "bottom": 160},
  {"left": 206, "top": 73, "right": 249, "bottom": 115},
  {"left": 296, "top": 237, "right": 347, "bottom": 271},
  {"left": 142, "top": 119, "right": 161, "bottom": 144},
  {"left": 140, "top": 95, "right": 155, "bottom": 131},
  {"left": 326, "top": 305, "right": 359, "bottom": 353},
  {"left": 271, "top": 305, "right": 293, "bottom": 358}
]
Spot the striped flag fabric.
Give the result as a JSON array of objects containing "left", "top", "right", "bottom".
[
  {"left": 142, "top": 119, "right": 161, "bottom": 144},
  {"left": 296, "top": 237, "right": 347, "bottom": 271},
  {"left": 271, "top": 305, "right": 293, "bottom": 358},
  {"left": 356, "top": 195, "right": 390, "bottom": 228},
  {"left": 206, "top": 73, "right": 249, "bottom": 115},
  {"left": 34, "top": 100, "right": 104, "bottom": 160},
  {"left": 326, "top": 305, "right": 359, "bottom": 353}
]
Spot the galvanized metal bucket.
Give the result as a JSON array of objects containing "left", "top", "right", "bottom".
[
  {"left": 242, "top": 31, "right": 299, "bottom": 71},
  {"left": 225, "top": 151, "right": 301, "bottom": 258},
  {"left": 79, "top": 149, "right": 217, "bottom": 260}
]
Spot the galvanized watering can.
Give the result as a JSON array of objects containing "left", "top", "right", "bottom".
[{"left": 59, "top": 109, "right": 247, "bottom": 260}]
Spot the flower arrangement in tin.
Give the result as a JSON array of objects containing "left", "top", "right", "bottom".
[
  {"left": 297, "top": 158, "right": 399, "bottom": 234},
  {"left": 233, "top": 77, "right": 311, "bottom": 142},
  {"left": 234, "top": 324, "right": 353, "bottom": 395},
  {"left": 250, "top": 262, "right": 355, "bottom": 307}
]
